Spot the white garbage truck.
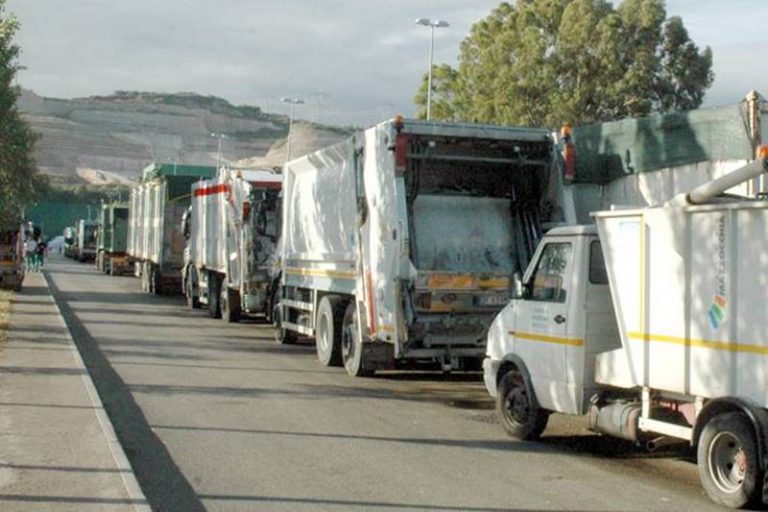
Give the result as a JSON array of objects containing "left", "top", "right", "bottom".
[
  {"left": 276, "top": 117, "right": 557, "bottom": 376},
  {"left": 183, "top": 168, "right": 282, "bottom": 322},
  {"left": 484, "top": 148, "right": 768, "bottom": 508},
  {"left": 128, "top": 163, "right": 216, "bottom": 294}
]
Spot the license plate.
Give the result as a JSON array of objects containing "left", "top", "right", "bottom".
[{"left": 474, "top": 294, "right": 508, "bottom": 307}]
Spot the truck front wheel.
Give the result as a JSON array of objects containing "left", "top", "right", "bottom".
[
  {"left": 315, "top": 296, "right": 343, "bottom": 367},
  {"left": 140, "top": 263, "right": 150, "bottom": 292},
  {"left": 273, "top": 306, "right": 297, "bottom": 345},
  {"left": 341, "top": 302, "right": 373, "bottom": 377},
  {"left": 185, "top": 270, "right": 200, "bottom": 309},
  {"left": 220, "top": 282, "right": 242, "bottom": 323},
  {"left": 698, "top": 412, "right": 763, "bottom": 509},
  {"left": 497, "top": 369, "right": 549, "bottom": 440},
  {"left": 151, "top": 266, "right": 163, "bottom": 295}
]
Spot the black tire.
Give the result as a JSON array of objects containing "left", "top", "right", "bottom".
[
  {"left": 315, "top": 296, "right": 344, "bottom": 367},
  {"left": 185, "top": 270, "right": 200, "bottom": 309},
  {"left": 220, "top": 281, "right": 242, "bottom": 323},
  {"left": 341, "top": 302, "right": 373, "bottom": 377},
  {"left": 697, "top": 412, "right": 763, "bottom": 509},
  {"left": 273, "top": 305, "right": 297, "bottom": 345},
  {"left": 208, "top": 273, "right": 222, "bottom": 319},
  {"left": 151, "top": 266, "right": 163, "bottom": 295},
  {"left": 496, "top": 369, "right": 549, "bottom": 440}
]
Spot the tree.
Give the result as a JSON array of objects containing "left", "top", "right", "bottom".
[
  {"left": 0, "top": 0, "right": 40, "bottom": 228},
  {"left": 414, "top": 0, "right": 714, "bottom": 127},
  {"left": 413, "top": 64, "right": 464, "bottom": 120}
]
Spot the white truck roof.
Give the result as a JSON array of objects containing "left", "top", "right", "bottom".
[{"left": 545, "top": 224, "right": 597, "bottom": 236}]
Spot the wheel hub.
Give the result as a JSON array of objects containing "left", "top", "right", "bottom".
[
  {"left": 709, "top": 431, "right": 747, "bottom": 493},
  {"left": 504, "top": 386, "right": 530, "bottom": 423},
  {"left": 341, "top": 325, "right": 354, "bottom": 362}
]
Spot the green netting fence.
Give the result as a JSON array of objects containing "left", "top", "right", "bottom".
[{"left": 573, "top": 103, "right": 755, "bottom": 185}]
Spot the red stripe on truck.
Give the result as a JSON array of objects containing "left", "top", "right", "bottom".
[{"left": 194, "top": 184, "right": 231, "bottom": 197}]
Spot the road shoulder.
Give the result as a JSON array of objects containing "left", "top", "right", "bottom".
[{"left": 0, "top": 271, "right": 149, "bottom": 511}]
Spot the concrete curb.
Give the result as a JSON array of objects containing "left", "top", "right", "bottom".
[{"left": 41, "top": 272, "right": 151, "bottom": 512}]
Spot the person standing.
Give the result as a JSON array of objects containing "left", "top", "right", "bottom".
[
  {"left": 35, "top": 237, "right": 47, "bottom": 270},
  {"left": 24, "top": 237, "right": 36, "bottom": 273}
]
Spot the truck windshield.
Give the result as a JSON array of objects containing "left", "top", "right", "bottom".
[{"left": 85, "top": 225, "right": 97, "bottom": 244}]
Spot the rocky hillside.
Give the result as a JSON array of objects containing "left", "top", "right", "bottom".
[{"left": 20, "top": 90, "right": 351, "bottom": 186}]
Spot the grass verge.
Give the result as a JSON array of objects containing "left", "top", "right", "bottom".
[{"left": 0, "top": 289, "right": 11, "bottom": 345}]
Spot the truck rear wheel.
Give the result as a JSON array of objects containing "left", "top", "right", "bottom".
[
  {"left": 497, "top": 369, "right": 549, "bottom": 440},
  {"left": 341, "top": 302, "right": 373, "bottom": 377},
  {"left": 208, "top": 273, "right": 222, "bottom": 319},
  {"left": 220, "top": 283, "right": 242, "bottom": 323},
  {"left": 697, "top": 412, "right": 763, "bottom": 509},
  {"left": 315, "top": 296, "right": 343, "bottom": 367}
]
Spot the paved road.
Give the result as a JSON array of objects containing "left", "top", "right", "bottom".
[{"left": 44, "top": 256, "right": 725, "bottom": 512}]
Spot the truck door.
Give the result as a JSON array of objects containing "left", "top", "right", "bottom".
[{"left": 513, "top": 239, "right": 575, "bottom": 413}]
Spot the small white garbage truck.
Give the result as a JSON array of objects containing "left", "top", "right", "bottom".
[
  {"left": 276, "top": 117, "right": 557, "bottom": 376},
  {"left": 483, "top": 147, "right": 768, "bottom": 508},
  {"left": 183, "top": 168, "right": 282, "bottom": 322}
]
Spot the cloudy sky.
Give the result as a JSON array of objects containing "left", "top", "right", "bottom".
[{"left": 8, "top": 0, "right": 768, "bottom": 126}]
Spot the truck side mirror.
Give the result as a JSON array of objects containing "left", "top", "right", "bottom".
[{"left": 512, "top": 272, "right": 525, "bottom": 299}]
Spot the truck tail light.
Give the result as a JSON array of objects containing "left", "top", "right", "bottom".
[
  {"left": 242, "top": 201, "right": 251, "bottom": 222},
  {"left": 395, "top": 133, "right": 408, "bottom": 176}
]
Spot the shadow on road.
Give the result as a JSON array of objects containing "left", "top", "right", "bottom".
[
  {"left": 44, "top": 271, "right": 206, "bottom": 512},
  {"left": 197, "top": 493, "right": 591, "bottom": 511},
  {"left": 150, "top": 423, "right": 695, "bottom": 464}
]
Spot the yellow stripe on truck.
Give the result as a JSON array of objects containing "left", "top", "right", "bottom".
[
  {"left": 508, "top": 331, "right": 584, "bottom": 347},
  {"left": 628, "top": 331, "right": 768, "bottom": 355},
  {"left": 284, "top": 267, "right": 356, "bottom": 280},
  {"left": 427, "top": 274, "right": 509, "bottom": 290}
]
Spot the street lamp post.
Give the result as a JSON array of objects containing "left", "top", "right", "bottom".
[
  {"left": 281, "top": 97, "right": 305, "bottom": 164},
  {"left": 210, "top": 133, "right": 227, "bottom": 169},
  {"left": 415, "top": 18, "right": 449, "bottom": 121}
]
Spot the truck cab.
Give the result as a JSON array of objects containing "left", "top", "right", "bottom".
[{"left": 483, "top": 225, "right": 620, "bottom": 426}]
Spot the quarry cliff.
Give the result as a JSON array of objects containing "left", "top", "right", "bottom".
[{"left": 20, "top": 90, "right": 351, "bottom": 186}]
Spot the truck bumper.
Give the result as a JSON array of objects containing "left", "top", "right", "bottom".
[{"left": 483, "top": 357, "right": 500, "bottom": 398}]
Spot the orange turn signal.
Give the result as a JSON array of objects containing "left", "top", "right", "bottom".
[{"left": 758, "top": 144, "right": 768, "bottom": 160}]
